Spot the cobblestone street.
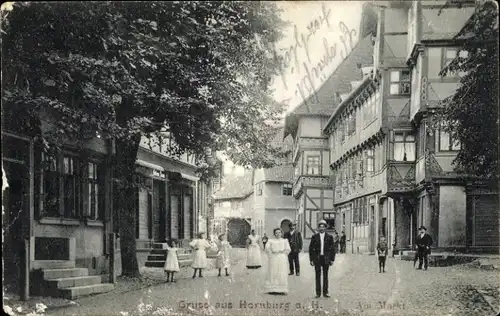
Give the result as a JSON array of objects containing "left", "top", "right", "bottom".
[{"left": 47, "top": 249, "right": 499, "bottom": 316}]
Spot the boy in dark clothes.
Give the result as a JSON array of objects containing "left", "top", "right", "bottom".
[{"left": 376, "top": 236, "right": 388, "bottom": 273}]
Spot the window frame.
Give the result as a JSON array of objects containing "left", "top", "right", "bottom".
[
  {"left": 389, "top": 70, "right": 411, "bottom": 95},
  {"left": 306, "top": 156, "right": 321, "bottom": 175},
  {"left": 37, "top": 150, "right": 105, "bottom": 221},
  {"left": 62, "top": 155, "right": 80, "bottom": 218},
  {"left": 437, "top": 129, "right": 461, "bottom": 152},
  {"left": 393, "top": 132, "right": 416, "bottom": 162},
  {"left": 366, "top": 148, "right": 375, "bottom": 173},
  {"left": 282, "top": 183, "right": 293, "bottom": 196},
  {"left": 256, "top": 182, "right": 263, "bottom": 196}
]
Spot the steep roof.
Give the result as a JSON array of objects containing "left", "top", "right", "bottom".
[
  {"left": 288, "top": 35, "right": 374, "bottom": 117},
  {"left": 264, "top": 163, "right": 294, "bottom": 183},
  {"left": 212, "top": 172, "right": 253, "bottom": 201}
]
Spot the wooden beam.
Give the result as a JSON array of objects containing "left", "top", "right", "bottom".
[
  {"left": 304, "top": 220, "right": 316, "bottom": 234},
  {"left": 305, "top": 192, "right": 320, "bottom": 210}
]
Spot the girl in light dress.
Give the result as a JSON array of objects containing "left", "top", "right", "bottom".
[
  {"left": 164, "top": 239, "right": 180, "bottom": 283},
  {"left": 246, "top": 229, "right": 262, "bottom": 269},
  {"left": 265, "top": 228, "right": 291, "bottom": 295},
  {"left": 216, "top": 233, "right": 232, "bottom": 277},
  {"left": 189, "top": 232, "right": 211, "bottom": 278}
]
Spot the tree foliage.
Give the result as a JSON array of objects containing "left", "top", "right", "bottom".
[
  {"left": 1, "top": 1, "right": 288, "bottom": 170},
  {"left": 1, "top": 1, "right": 287, "bottom": 277},
  {"left": 435, "top": 0, "right": 499, "bottom": 179}
]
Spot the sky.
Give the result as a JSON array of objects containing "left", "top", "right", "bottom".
[
  {"left": 272, "top": 1, "right": 364, "bottom": 114},
  {"left": 223, "top": 1, "right": 364, "bottom": 176}
]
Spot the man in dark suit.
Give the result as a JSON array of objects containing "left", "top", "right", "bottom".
[
  {"left": 415, "top": 226, "right": 433, "bottom": 270},
  {"left": 339, "top": 231, "right": 346, "bottom": 253},
  {"left": 309, "top": 220, "right": 336, "bottom": 298},
  {"left": 284, "top": 222, "right": 303, "bottom": 276}
]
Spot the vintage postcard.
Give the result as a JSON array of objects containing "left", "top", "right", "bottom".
[{"left": 2, "top": 1, "right": 499, "bottom": 315}]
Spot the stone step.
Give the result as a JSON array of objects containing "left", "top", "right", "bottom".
[
  {"left": 145, "top": 259, "right": 192, "bottom": 268},
  {"left": 43, "top": 268, "right": 89, "bottom": 280},
  {"left": 58, "top": 283, "right": 114, "bottom": 300},
  {"left": 46, "top": 276, "right": 102, "bottom": 289}
]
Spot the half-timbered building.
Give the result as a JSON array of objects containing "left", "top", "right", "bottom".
[
  {"left": 283, "top": 35, "right": 374, "bottom": 247},
  {"left": 324, "top": 0, "right": 498, "bottom": 255}
]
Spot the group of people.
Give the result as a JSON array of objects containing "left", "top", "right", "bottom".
[
  {"left": 162, "top": 222, "right": 434, "bottom": 297},
  {"left": 242, "top": 220, "right": 336, "bottom": 298},
  {"left": 162, "top": 232, "right": 233, "bottom": 281}
]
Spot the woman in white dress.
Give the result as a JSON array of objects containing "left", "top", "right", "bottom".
[
  {"left": 215, "top": 233, "right": 232, "bottom": 277},
  {"left": 246, "top": 229, "right": 262, "bottom": 269},
  {"left": 164, "top": 239, "right": 180, "bottom": 283},
  {"left": 265, "top": 228, "right": 291, "bottom": 295},
  {"left": 189, "top": 232, "right": 211, "bottom": 278}
]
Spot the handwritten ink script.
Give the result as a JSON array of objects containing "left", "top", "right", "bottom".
[{"left": 268, "top": 3, "right": 358, "bottom": 108}]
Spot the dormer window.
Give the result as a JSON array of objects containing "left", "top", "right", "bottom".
[{"left": 389, "top": 70, "right": 411, "bottom": 95}]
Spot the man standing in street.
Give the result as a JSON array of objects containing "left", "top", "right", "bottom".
[
  {"left": 284, "top": 222, "right": 302, "bottom": 276},
  {"left": 309, "top": 220, "right": 336, "bottom": 298},
  {"left": 340, "top": 231, "right": 346, "bottom": 254},
  {"left": 416, "top": 226, "right": 433, "bottom": 270}
]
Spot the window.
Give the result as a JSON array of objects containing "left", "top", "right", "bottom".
[
  {"left": 306, "top": 156, "right": 320, "bottom": 175},
  {"left": 356, "top": 159, "right": 364, "bottom": 183},
  {"left": 339, "top": 122, "right": 345, "bottom": 142},
  {"left": 350, "top": 158, "right": 356, "bottom": 180},
  {"left": 394, "top": 132, "right": 416, "bottom": 161},
  {"left": 39, "top": 152, "right": 102, "bottom": 220},
  {"left": 438, "top": 130, "right": 461, "bottom": 151},
  {"left": 282, "top": 183, "right": 292, "bottom": 196},
  {"left": 63, "top": 156, "right": 78, "bottom": 218},
  {"left": 41, "top": 153, "right": 60, "bottom": 217},
  {"left": 256, "top": 182, "right": 263, "bottom": 196},
  {"left": 85, "top": 162, "right": 100, "bottom": 220},
  {"left": 347, "top": 113, "right": 356, "bottom": 136},
  {"left": 428, "top": 47, "right": 468, "bottom": 79},
  {"left": 389, "top": 70, "right": 410, "bottom": 95},
  {"left": 366, "top": 148, "right": 375, "bottom": 172}
]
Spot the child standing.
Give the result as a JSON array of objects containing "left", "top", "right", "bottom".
[
  {"left": 216, "top": 233, "right": 232, "bottom": 277},
  {"left": 189, "top": 232, "right": 211, "bottom": 278},
  {"left": 377, "top": 236, "right": 388, "bottom": 273},
  {"left": 164, "top": 239, "right": 180, "bottom": 282}
]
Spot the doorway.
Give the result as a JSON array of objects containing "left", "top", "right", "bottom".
[{"left": 2, "top": 132, "right": 32, "bottom": 298}]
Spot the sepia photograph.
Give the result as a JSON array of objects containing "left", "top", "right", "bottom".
[{"left": 1, "top": 1, "right": 499, "bottom": 315}]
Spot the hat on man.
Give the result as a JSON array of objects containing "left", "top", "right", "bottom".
[
  {"left": 318, "top": 219, "right": 327, "bottom": 228},
  {"left": 418, "top": 226, "right": 427, "bottom": 231},
  {"left": 289, "top": 222, "right": 296, "bottom": 228}
]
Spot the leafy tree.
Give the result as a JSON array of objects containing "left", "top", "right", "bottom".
[
  {"left": 2, "top": 1, "right": 287, "bottom": 277},
  {"left": 435, "top": 0, "right": 498, "bottom": 179}
]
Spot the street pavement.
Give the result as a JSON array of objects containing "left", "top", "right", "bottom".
[{"left": 49, "top": 249, "right": 499, "bottom": 316}]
